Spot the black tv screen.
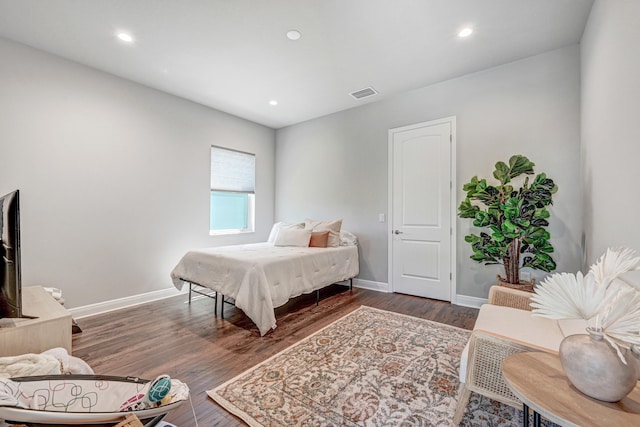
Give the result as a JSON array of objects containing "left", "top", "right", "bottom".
[{"left": 0, "top": 190, "right": 22, "bottom": 319}]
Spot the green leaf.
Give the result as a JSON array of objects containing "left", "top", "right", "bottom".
[
  {"left": 504, "top": 197, "right": 520, "bottom": 209},
  {"left": 462, "top": 176, "right": 479, "bottom": 192},
  {"left": 534, "top": 208, "right": 550, "bottom": 219},
  {"left": 487, "top": 207, "right": 500, "bottom": 219},
  {"left": 536, "top": 253, "right": 551, "bottom": 261},
  {"left": 473, "top": 211, "right": 491, "bottom": 227},
  {"left": 465, "top": 234, "right": 481, "bottom": 244},
  {"left": 458, "top": 198, "right": 479, "bottom": 218},
  {"left": 523, "top": 253, "right": 557, "bottom": 272},
  {"left": 530, "top": 218, "right": 549, "bottom": 227},
  {"left": 527, "top": 228, "right": 550, "bottom": 241},
  {"left": 539, "top": 242, "right": 555, "bottom": 253},
  {"left": 493, "top": 161, "right": 511, "bottom": 184},
  {"left": 470, "top": 252, "right": 489, "bottom": 262},
  {"left": 471, "top": 185, "right": 500, "bottom": 205},
  {"left": 501, "top": 220, "right": 518, "bottom": 234},
  {"left": 501, "top": 197, "right": 520, "bottom": 220},
  {"left": 508, "top": 155, "right": 535, "bottom": 178}
]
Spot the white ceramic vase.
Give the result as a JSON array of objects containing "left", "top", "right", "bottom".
[{"left": 559, "top": 327, "right": 639, "bottom": 402}]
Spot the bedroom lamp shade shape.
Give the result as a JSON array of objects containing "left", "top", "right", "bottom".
[{"left": 458, "top": 154, "right": 558, "bottom": 286}]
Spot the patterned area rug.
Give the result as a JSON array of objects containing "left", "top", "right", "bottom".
[
  {"left": 208, "top": 306, "right": 556, "bottom": 426},
  {"left": 461, "top": 392, "right": 559, "bottom": 427},
  {"left": 209, "top": 306, "right": 469, "bottom": 426}
]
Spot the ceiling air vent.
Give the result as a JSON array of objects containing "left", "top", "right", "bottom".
[{"left": 349, "top": 86, "right": 378, "bottom": 100}]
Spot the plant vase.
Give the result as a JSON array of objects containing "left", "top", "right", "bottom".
[
  {"left": 559, "top": 327, "right": 639, "bottom": 402},
  {"left": 496, "top": 275, "right": 535, "bottom": 293}
]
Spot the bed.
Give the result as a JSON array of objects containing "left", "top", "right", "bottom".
[{"left": 170, "top": 240, "right": 359, "bottom": 336}]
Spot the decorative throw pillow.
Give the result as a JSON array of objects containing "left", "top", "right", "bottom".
[
  {"left": 304, "top": 218, "right": 342, "bottom": 247},
  {"left": 274, "top": 228, "right": 312, "bottom": 247},
  {"left": 309, "top": 231, "right": 330, "bottom": 248},
  {"left": 339, "top": 230, "right": 358, "bottom": 246},
  {"left": 268, "top": 222, "right": 304, "bottom": 243}
]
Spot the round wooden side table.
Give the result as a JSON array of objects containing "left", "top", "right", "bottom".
[{"left": 502, "top": 351, "right": 640, "bottom": 427}]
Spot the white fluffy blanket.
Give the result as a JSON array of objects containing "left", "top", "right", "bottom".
[
  {"left": 0, "top": 347, "right": 93, "bottom": 378},
  {"left": 0, "top": 353, "right": 60, "bottom": 378}
]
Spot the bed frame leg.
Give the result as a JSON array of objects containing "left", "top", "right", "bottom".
[
  {"left": 316, "top": 290, "right": 320, "bottom": 306},
  {"left": 349, "top": 278, "right": 353, "bottom": 291},
  {"left": 188, "top": 282, "right": 192, "bottom": 304},
  {"left": 221, "top": 294, "right": 224, "bottom": 319}
]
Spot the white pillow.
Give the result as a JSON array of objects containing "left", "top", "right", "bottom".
[
  {"left": 274, "top": 228, "right": 312, "bottom": 247},
  {"left": 339, "top": 230, "right": 358, "bottom": 246},
  {"left": 267, "top": 222, "right": 304, "bottom": 243},
  {"left": 304, "top": 218, "right": 342, "bottom": 247}
]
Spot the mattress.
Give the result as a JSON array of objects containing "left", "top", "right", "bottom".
[{"left": 170, "top": 242, "right": 359, "bottom": 335}]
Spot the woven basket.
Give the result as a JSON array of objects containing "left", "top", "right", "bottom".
[
  {"left": 497, "top": 275, "right": 535, "bottom": 293},
  {"left": 115, "top": 414, "right": 144, "bottom": 427}
]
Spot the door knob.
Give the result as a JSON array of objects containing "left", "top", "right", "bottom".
[{"left": 394, "top": 230, "right": 403, "bottom": 234}]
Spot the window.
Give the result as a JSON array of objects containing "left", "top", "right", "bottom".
[{"left": 210, "top": 146, "right": 255, "bottom": 234}]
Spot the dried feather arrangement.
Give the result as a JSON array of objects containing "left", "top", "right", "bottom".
[
  {"left": 530, "top": 247, "right": 640, "bottom": 363},
  {"left": 597, "top": 287, "right": 640, "bottom": 361},
  {"left": 589, "top": 247, "right": 640, "bottom": 283}
]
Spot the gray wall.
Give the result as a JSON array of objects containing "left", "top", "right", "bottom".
[
  {"left": 276, "top": 46, "right": 583, "bottom": 299},
  {"left": 0, "top": 38, "right": 276, "bottom": 308},
  {"left": 581, "top": 0, "right": 640, "bottom": 263}
]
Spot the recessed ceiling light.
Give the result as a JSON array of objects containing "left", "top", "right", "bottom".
[
  {"left": 269, "top": 100, "right": 278, "bottom": 106},
  {"left": 117, "top": 32, "right": 134, "bottom": 43},
  {"left": 458, "top": 28, "right": 473, "bottom": 38},
  {"left": 286, "top": 30, "right": 301, "bottom": 41}
]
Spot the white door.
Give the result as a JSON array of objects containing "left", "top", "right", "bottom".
[{"left": 389, "top": 118, "right": 454, "bottom": 301}]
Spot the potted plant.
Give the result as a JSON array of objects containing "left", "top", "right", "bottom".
[{"left": 458, "top": 154, "right": 558, "bottom": 289}]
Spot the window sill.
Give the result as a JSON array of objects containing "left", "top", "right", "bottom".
[{"left": 209, "top": 229, "right": 255, "bottom": 236}]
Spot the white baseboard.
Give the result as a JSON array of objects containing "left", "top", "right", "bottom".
[
  {"left": 69, "top": 287, "right": 186, "bottom": 319},
  {"left": 69, "top": 279, "right": 392, "bottom": 319},
  {"left": 69, "top": 279, "right": 425, "bottom": 319},
  {"left": 454, "top": 294, "right": 487, "bottom": 309},
  {"left": 353, "top": 279, "right": 390, "bottom": 293}
]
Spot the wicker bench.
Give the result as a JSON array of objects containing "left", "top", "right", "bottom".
[{"left": 453, "top": 286, "right": 586, "bottom": 424}]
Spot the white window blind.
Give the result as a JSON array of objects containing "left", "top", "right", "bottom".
[{"left": 210, "top": 146, "right": 255, "bottom": 193}]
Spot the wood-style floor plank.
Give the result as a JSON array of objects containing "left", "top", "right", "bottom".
[{"left": 71, "top": 285, "right": 479, "bottom": 426}]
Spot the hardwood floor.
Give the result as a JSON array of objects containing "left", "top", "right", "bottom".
[{"left": 71, "top": 285, "right": 479, "bottom": 426}]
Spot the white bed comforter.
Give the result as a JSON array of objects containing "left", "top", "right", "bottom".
[{"left": 170, "top": 243, "right": 359, "bottom": 335}]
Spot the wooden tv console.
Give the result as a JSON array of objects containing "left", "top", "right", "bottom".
[{"left": 0, "top": 286, "right": 72, "bottom": 357}]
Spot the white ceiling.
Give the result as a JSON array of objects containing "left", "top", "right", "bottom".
[{"left": 0, "top": 0, "right": 594, "bottom": 129}]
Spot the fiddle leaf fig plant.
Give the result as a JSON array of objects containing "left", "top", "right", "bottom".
[{"left": 458, "top": 155, "right": 558, "bottom": 284}]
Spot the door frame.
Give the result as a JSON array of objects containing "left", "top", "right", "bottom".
[{"left": 387, "top": 116, "right": 457, "bottom": 304}]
